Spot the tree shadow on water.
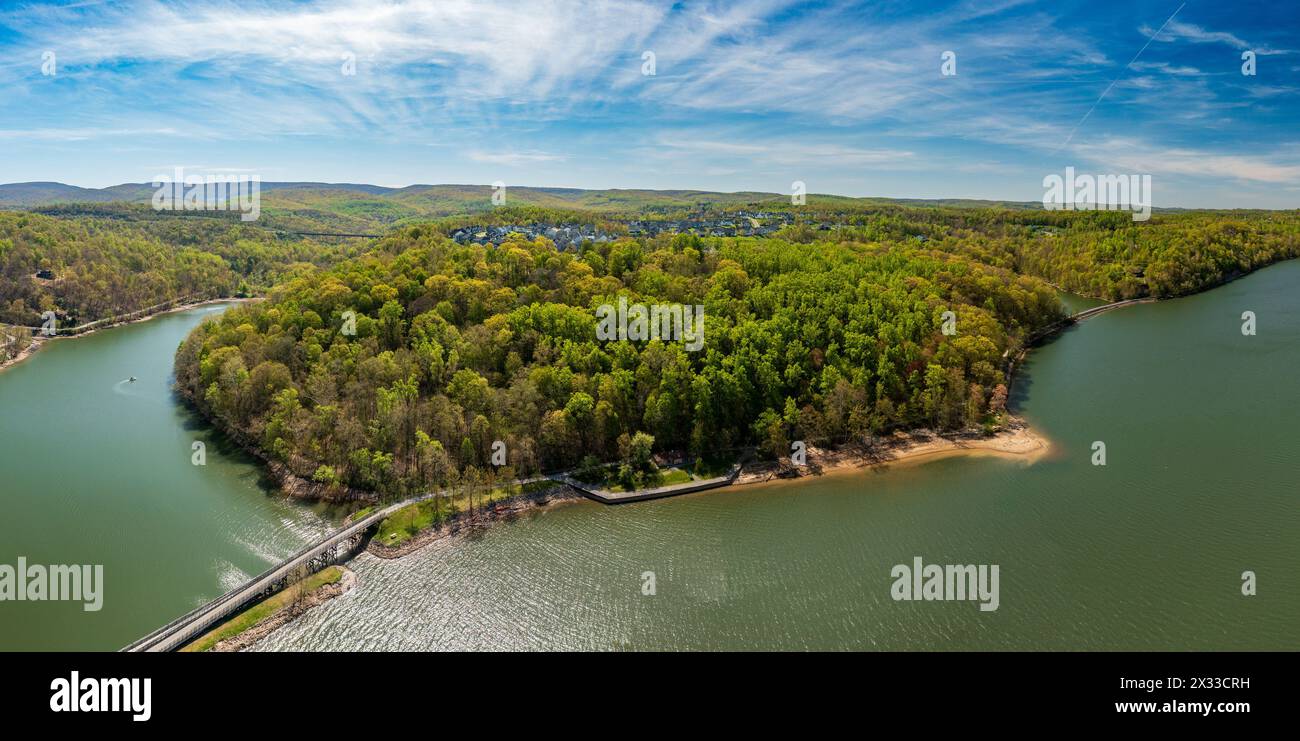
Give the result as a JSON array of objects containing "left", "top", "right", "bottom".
[
  {"left": 173, "top": 391, "right": 279, "bottom": 493},
  {"left": 1008, "top": 323, "right": 1084, "bottom": 412}
]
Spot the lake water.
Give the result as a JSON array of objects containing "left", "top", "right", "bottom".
[
  {"left": 0, "top": 304, "right": 336, "bottom": 650},
  {"left": 4, "top": 261, "right": 1298, "bottom": 651}
]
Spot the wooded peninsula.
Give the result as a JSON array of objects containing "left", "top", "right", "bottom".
[{"left": 3, "top": 189, "right": 1298, "bottom": 500}]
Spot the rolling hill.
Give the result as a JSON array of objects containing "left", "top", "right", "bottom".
[{"left": 0, "top": 181, "right": 1043, "bottom": 231}]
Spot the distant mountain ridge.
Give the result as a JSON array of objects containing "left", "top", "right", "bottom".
[
  {"left": 0, "top": 180, "right": 1037, "bottom": 209},
  {"left": 0, "top": 180, "right": 1067, "bottom": 235},
  {"left": 0, "top": 181, "right": 400, "bottom": 206}
]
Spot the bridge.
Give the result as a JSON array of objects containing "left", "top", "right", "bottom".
[
  {"left": 124, "top": 476, "right": 561, "bottom": 652},
  {"left": 1032, "top": 296, "right": 1156, "bottom": 343},
  {"left": 275, "top": 230, "right": 384, "bottom": 239},
  {"left": 121, "top": 493, "right": 437, "bottom": 652},
  {"left": 122, "top": 462, "right": 738, "bottom": 649}
]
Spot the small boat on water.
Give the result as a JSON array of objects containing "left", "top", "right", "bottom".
[{"left": 128, "top": 377, "right": 137, "bottom": 383}]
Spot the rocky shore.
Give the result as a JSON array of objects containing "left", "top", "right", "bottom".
[{"left": 206, "top": 566, "right": 358, "bottom": 653}]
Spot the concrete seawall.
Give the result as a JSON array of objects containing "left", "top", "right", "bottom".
[{"left": 557, "top": 464, "right": 742, "bottom": 504}]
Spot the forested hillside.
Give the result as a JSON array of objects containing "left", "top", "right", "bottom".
[
  {"left": 777, "top": 207, "right": 1300, "bottom": 300},
  {"left": 0, "top": 210, "right": 360, "bottom": 327},
  {"left": 174, "top": 226, "right": 1060, "bottom": 499},
  {"left": 13, "top": 182, "right": 1293, "bottom": 306}
]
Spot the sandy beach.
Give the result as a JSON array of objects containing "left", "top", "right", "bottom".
[{"left": 733, "top": 419, "right": 1050, "bottom": 489}]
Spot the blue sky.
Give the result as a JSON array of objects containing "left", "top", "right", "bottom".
[{"left": 0, "top": 0, "right": 1297, "bottom": 207}]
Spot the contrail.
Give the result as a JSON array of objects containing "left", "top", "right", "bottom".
[{"left": 1057, "top": 2, "right": 1186, "bottom": 152}]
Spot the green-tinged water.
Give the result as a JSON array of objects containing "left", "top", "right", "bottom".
[
  {"left": 0, "top": 304, "right": 338, "bottom": 651},
  {"left": 1056, "top": 289, "right": 1107, "bottom": 315},
  {"left": 246, "top": 262, "right": 1300, "bottom": 651},
  {"left": 5, "top": 262, "right": 1300, "bottom": 651}
]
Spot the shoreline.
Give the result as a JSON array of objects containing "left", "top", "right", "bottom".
[
  {"left": 183, "top": 396, "right": 379, "bottom": 505},
  {"left": 0, "top": 335, "right": 45, "bottom": 374},
  {"left": 732, "top": 418, "right": 1049, "bottom": 490},
  {"left": 365, "top": 484, "right": 587, "bottom": 559},
  {"left": 194, "top": 565, "right": 357, "bottom": 653},
  {"left": 361, "top": 418, "right": 1049, "bottom": 562},
  {"left": 222, "top": 420, "right": 1051, "bottom": 646},
  {"left": 0, "top": 296, "right": 257, "bottom": 376}
]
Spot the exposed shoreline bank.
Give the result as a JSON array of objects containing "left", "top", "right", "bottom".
[
  {"left": 358, "top": 418, "right": 1049, "bottom": 564},
  {"left": 733, "top": 418, "right": 1049, "bottom": 489},
  {"left": 365, "top": 484, "right": 587, "bottom": 559},
  {"left": 0, "top": 335, "right": 43, "bottom": 374}
]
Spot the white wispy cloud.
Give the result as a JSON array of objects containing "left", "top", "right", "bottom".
[
  {"left": 0, "top": 0, "right": 1110, "bottom": 135},
  {"left": 648, "top": 135, "right": 914, "bottom": 168},
  {"left": 0, "top": 126, "right": 184, "bottom": 140},
  {"left": 1, "top": 0, "right": 667, "bottom": 100},
  {"left": 1144, "top": 20, "right": 1250, "bottom": 48},
  {"left": 1143, "top": 19, "right": 1293, "bottom": 55},
  {"left": 1130, "top": 61, "right": 1205, "bottom": 76},
  {"left": 1073, "top": 137, "right": 1300, "bottom": 184},
  {"left": 467, "top": 150, "right": 567, "bottom": 166}
]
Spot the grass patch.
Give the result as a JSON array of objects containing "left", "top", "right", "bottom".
[
  {"left": 604, "top": 466, "right": 693, "bottom": 492},
  {"left": 484, "top": 478, "right": 555, "bottom": 503},
  {"left": 181, "top": 566, "right": 344, "bottom": 653},
  {"left": 374, "top": 500, "right": 444, "bottom": 547},
  {"left": 374, "top": 480, "right": 556, "bottom": 547},
  {"left": 658, "top": 468, "right": 693, "bottom": 485}
]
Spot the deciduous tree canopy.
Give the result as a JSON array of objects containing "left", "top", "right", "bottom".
[{"left": 175, "top": 226, "right": 1063, "bottom": 499}]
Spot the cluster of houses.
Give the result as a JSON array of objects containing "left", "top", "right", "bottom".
[
  {"left": 448, "top": 210, "right": 802, "bottom": 249},
  {"left": 448, "top": 224, "right": 617, "bottom": 248},
  {"left": 626, "top": 210, "right": 796, "bottom": 239}
]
